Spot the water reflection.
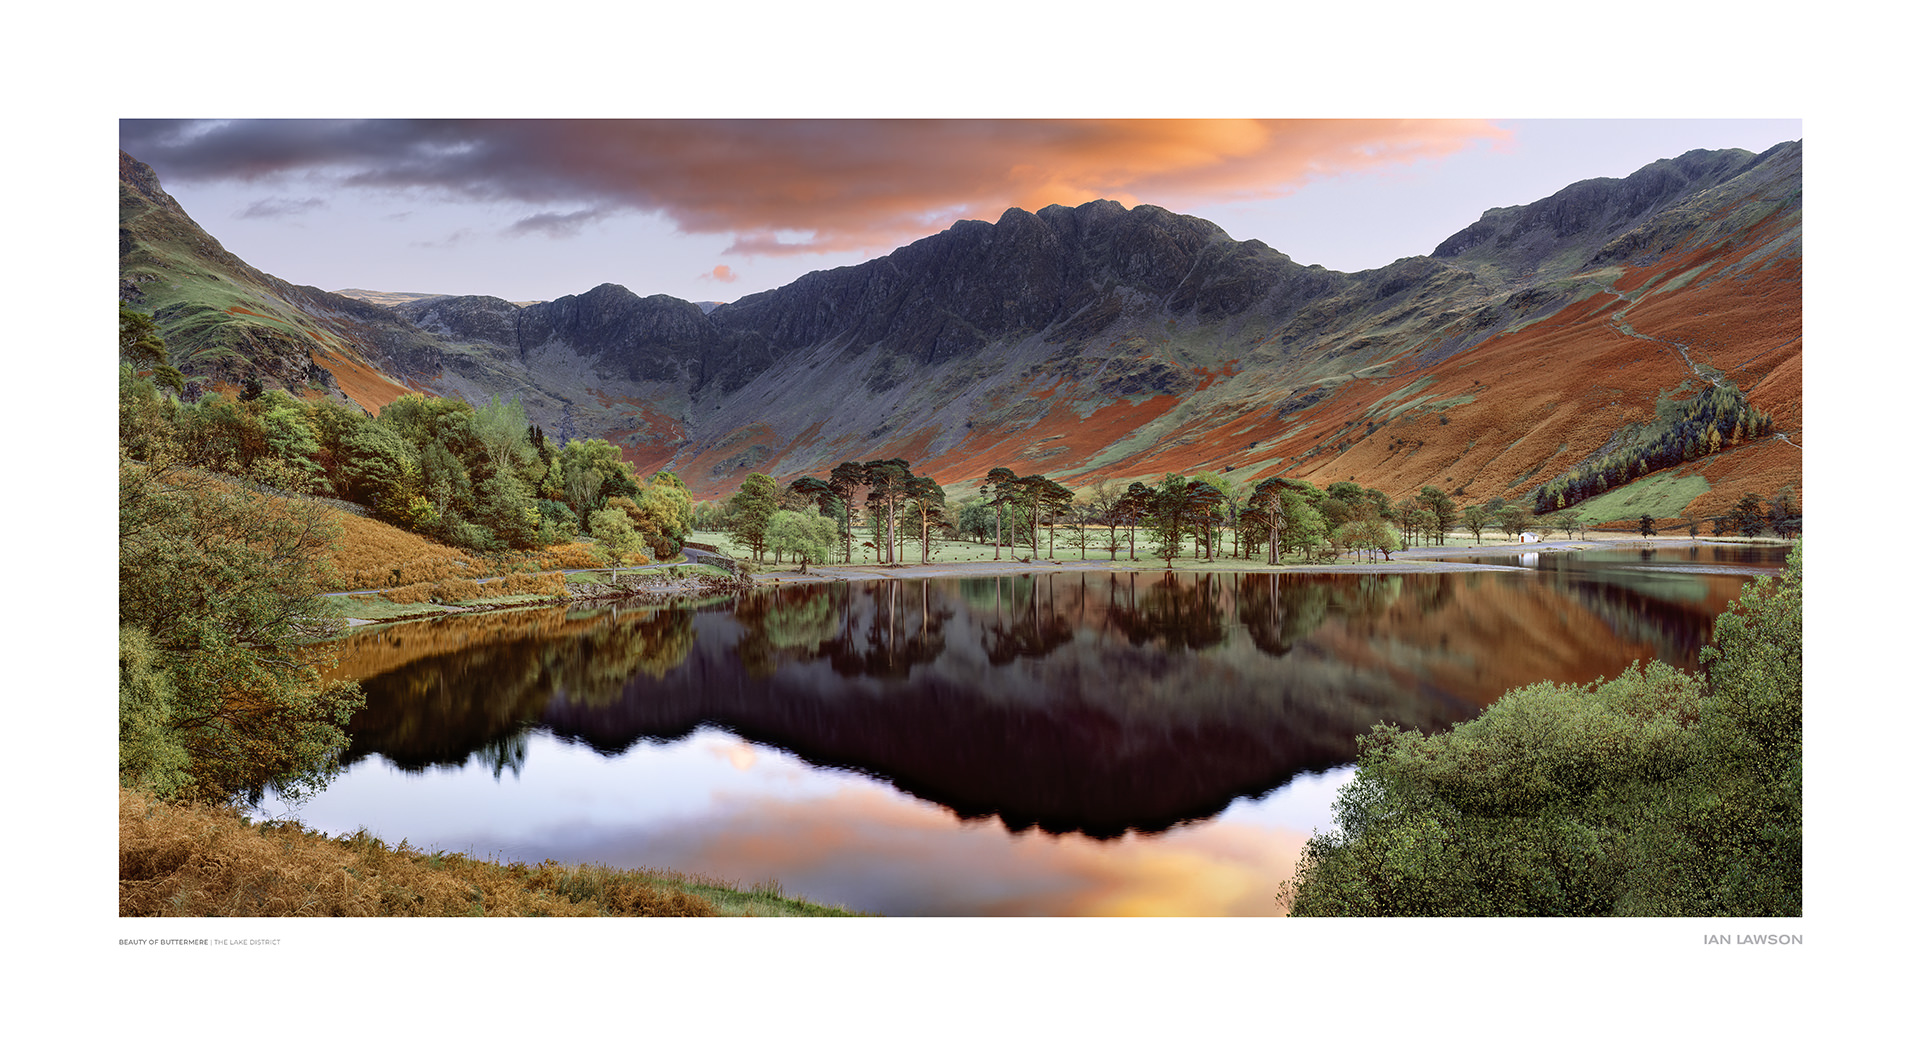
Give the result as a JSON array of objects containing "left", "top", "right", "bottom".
[{"left": 330, "top": 562, "right": 1765, "bottom": 842}]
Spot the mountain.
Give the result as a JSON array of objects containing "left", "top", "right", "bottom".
[{"left": 117, "top": 144, "right": 1801, "bottom": 516}]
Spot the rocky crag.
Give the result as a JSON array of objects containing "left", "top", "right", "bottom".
[{"left": 118, "top": 142, "right": 1801, "bottom": 517}]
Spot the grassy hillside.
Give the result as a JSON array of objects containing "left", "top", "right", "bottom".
[{"left": 120, "top": 787, "right": 862, "bottom": 917}]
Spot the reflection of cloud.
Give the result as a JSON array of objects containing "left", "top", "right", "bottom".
[
  {"left": 620, "top": 785, "right": 1306, "bottom": 916},
  {"left": 122, "top": 118, "right": 1508, "bottom": 258},
  {"left": 716, "top": 741, "right": 757, "bottom": 771}
]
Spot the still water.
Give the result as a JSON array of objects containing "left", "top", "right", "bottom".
[{"left": 261, "top": 546, "right": 1785, "bottom": 916}]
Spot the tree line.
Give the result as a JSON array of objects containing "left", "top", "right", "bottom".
[
  {"left": 707, "top": 453, "right": 1589, "bottom": 568},
  {"left": 120, "top": 307, "right": 693, "bottom": 564},
  {"left": 1532, "top": 382, "right": 1774, "bottom": 515}
]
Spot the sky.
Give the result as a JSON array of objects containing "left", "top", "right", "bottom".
[
  {"left": 61, "top": 0, "right": 1903, "bottom": 1022},
  {"left": 118, "top": 118, "right": 1802, "bottom": 305}
]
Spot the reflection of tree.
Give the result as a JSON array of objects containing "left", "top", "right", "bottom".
[
  {"left": 981, "top": 574, "right": 1073, "bottom": 665},
  {"left": 473, "top": 731, "right": 529, "bottom": 780},
  {"left": 342, "top": 635, "right": 557, "bottom": 771},
  {"left": 556, "top": 610, "right": 696, "bottom": 705},
  {"left": 1105, "top": 572, "right": 1227, "bottom": 651},
  {"left": 830, "top": 580, "right": 952, "bottom": 678},
  {"left": 330, "top": 562, "right": 1774, "bottom": 842},
  {"left": 340, "top": 608, "right": 698, "bottom": 769},
  {"left": 1235, "top": 573, "right": 1333, "bottom": 657},
  {"left": 732, "top": 585, "right": 843, "bottom": 677}
]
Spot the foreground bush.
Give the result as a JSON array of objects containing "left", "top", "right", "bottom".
[{"left": 1280, "top": 542, "right": 1801, "bottom": 916}]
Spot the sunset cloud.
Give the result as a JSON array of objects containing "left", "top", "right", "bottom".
[
  {"left": 702, "top": 264, "right": 740, "bottom": 283},
  {"left": 121, "top": 118, "right": 1509, "bottom": 259}
]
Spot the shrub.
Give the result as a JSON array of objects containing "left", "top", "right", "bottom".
[
  {"left": 1281, "top": 542, "right": 1802, "bottom": 916},
  {"left": 430, "top": 578, "right": 484, "bottom": 603}
]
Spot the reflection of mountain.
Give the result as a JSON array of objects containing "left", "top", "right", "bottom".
[{"left": 327, "top": 568, "right": 1754, "bottom": 838}]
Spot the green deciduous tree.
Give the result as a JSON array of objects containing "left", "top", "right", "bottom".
[
  {"left": 728, "top": 473, "right": 780, "bottom": 561},
  {"left": 119, "top": 452, "right": 363, "bottom": 803},
  {"left": 589, "top": 505, "right": 646, "bottom": 564},
  {"left": 767, "top": 506, "right": 840, "bottom": 573}
]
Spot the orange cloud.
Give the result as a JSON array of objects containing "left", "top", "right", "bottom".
[
  {"left": 702, "top": 264, "right": 739, "bottom": 283},
  {"left": 124, "top": 118, "right": 1510, "bottom": 259}
]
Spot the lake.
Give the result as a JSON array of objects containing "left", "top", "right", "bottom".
[{"left": 258, "top": 545, "right": 1786, "bottom": 916}]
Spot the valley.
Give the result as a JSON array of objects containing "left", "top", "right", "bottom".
[{"left": 118, "top": 141, "right": 1801, "bottom": 522}]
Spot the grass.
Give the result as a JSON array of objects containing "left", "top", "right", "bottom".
[
  {"left": 323, "top": 509, "right": 604, "bottom": 590},
  {"left": 119, "top": 787, "right": 864, "bottom": 917},
  {"left": 1564, "top": 471, "right": 1712, "bottom": 525}
]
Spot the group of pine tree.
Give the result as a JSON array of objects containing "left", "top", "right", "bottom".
[{"left": 709, "top": 457, "right": 1797, "bottom": 572}]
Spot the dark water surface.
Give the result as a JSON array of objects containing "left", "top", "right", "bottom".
[{"left": 262, "top": 547, "right": 1785, "bottom": 915}]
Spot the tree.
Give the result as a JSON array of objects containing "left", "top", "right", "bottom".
[
  {"left": 1281, "top": 544, "right": 1802, "bottom": 916},
  {"left": 863, "top": 459, "right": 914, "bottom": 564},
  {"left": 766, "top": 507, "right": 839, "bottom": 573},
  {"left": 1085, "top": 479, "right": 1125, "bottom": 559},
  {"left": 728, "top": 472, "right": 780, "bottom": 561},
  {"left": 120, "top": 303, "right": 185, "bottom": 394},
  {"left": 589, "top": 505, "right": 647, "bottom": 564},
  {"left": 553, "top": 437, "right": 640, "bottom": 526},
  {"left": 1639, "top": 514, "right": 1658, "bottom": 537},
  {"left": 1011, "top": 473, "right": 1072, "bottom": 559},
  {"left": 634, "top": 472, "right": 694, "bottom": 559},
  {"left": 982, "top": 467, "right": 1019, "bottom": 561},
  {"left": 1767, "top": 491, "right": 1801, "bottom": 537},
  {"left": 1250, "top": 477, "right": 1323, "bottom": 564},
  {"left": 1115, "top": 482, "right": 1157, "bottom": 561},
  {"left": 473, "top": 471, "right": 542, "bottom": 548},
  {"left": 470, "top": 394, "right": 534, "bottom": 478},
  {"left": 828, "top": 462, "right": 868, "bottom": 564},
  {"left": 904, "top": 475, "right": 948, "bottom": 564},
  {"left": 1337, "top": 515, "right": 1400, "bottom": 561},
  {"left": 1496, "top": 505, "right": 1531, "bottom": 540},
  {"left": 1195, "top": 472, "right": 1242, "bottom": 558},
  {"left": 119, "top": 452, "right": 363, "bottom": 802},
  {"left": 1730, "top": 493, "right": 1768, "bottom": 538},
  {"left": 1461, "top": 504, "right": 1489, "bottom": 543},
  {"left": 1149, "top": 474, "right": 1191, "bottom": 565},
  {"left": 1416, "top": 486, "right": 1457, "bottom": 545}
]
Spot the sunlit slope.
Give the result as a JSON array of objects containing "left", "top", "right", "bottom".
[
  {"left": 120, "top": 141, "right": 1800, "bottom": 518},
  {"left": 120, "top": 151, "right": 429, "bottom": 412},
  {"left": 649, "top": 143, "right": 1800, "bottom": 517}
]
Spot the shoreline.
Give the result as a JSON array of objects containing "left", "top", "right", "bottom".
[
  {"left": 758, "top": 535, "right": 1779, "bottom": 584},
  {"left": 332, "top": 534, "right": 1788, "bottom": 621}
]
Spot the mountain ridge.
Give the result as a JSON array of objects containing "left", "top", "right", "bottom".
[{"left": 118, "top": 143, "right": 1801, "bottom": 518}]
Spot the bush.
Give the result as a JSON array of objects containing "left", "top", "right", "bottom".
[
  {"left": 1281, "top": 542, "right": 1802, "bottom": 916},
  {"left": 430, "top": 578, "right": 484, "bottom": 603}
]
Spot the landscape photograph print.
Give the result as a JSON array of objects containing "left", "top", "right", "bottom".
[{"left": 116, "top": 117, "right": 1802, "bottom": 920}]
